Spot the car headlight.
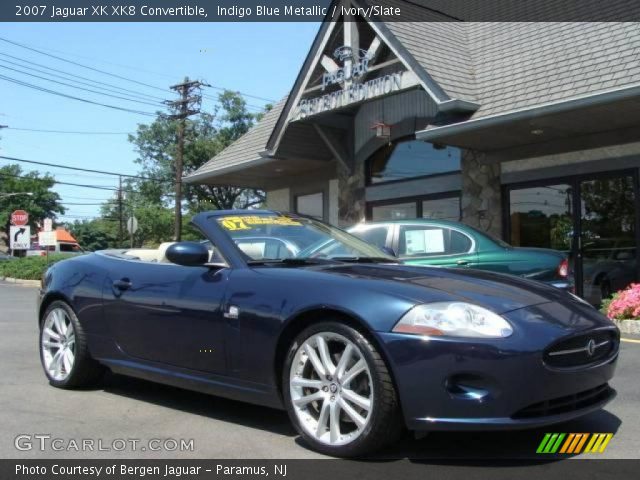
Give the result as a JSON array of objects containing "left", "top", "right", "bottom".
[{"left": 392, "top": 302, "right": 513, "bottom": 338}]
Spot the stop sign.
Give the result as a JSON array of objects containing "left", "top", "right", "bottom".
[{"left": 10, "top": 210, "right": 29, "bottom": 226}]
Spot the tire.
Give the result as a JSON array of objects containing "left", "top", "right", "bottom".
[
  {"left": 282, "top": 321, "right": 403, "bottom": 457},
  {"left": 39, "top": 300, "right": 105, "bottom": 388}
]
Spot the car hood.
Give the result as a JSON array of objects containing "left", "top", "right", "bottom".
[{"left": 309, "top": 263, "right": 576, "bottom": 314}]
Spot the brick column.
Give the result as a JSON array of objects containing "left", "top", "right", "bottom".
[
  {"left": 337, "top": 162, "right": 366, "bottom": 227},
  {"left": 461, "top": 149, "right": 503, "bottom": 238}
]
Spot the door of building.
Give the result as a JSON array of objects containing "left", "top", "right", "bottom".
[{"left": 506, "top": 170, "right": 640, "bottom": 303}]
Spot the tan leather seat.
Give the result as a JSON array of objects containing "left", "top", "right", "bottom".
[
  {"left": 124, "top": 249, "right": 158, "bottom": 261},
  {"left": 156, "top": 242, "right": 176, "bottom": 263}
]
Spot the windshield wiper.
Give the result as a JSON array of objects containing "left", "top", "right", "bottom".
[
  {"left": 246, "top": 258, "right": 337, "bottom": 266},
  {"left": 329, "top": 256, "right": 397, "bottom": 264}
]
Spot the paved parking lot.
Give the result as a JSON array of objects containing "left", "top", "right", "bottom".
[{"left": 1, "top": 282, "right": 639, "bottom": 460}]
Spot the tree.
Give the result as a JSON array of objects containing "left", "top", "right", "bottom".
[
  {"left": 69, "top": 219, "right": 116, "bottom": 252},
  {"left": 0, "top": 164, "right": 65, "bottom": 249},
  {"left": 127, "top": 90, "right": 265, "bottom": 214}
]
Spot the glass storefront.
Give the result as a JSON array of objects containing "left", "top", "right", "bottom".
[
  {"left": 509, "top": 184, "right": 573, "bottom": 253},
  {"left": 367, "top": 140, "right": 461, "bottom": 184},
  {"left": 507, "top": 172, "right": 639, "bottom": 304},
  {"left": 369, "top": 195, "right": 460, "bottom": 222},
  {"left": 371, "top": 202, "right": 416, "bottom": 221},
  {"left": 422, "top": 197, "right": 461, "bottom": 221}
]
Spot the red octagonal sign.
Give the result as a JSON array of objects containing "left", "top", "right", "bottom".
[{"left": 10, "top": 210, "right": 29, "bottom": 226}]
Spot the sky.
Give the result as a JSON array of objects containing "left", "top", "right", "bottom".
[{"left": 0, "top": 21, "right": 319, "bottom": 222}]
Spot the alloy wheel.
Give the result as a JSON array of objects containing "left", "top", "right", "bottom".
[
  {"left": 41, "top": 307, "right": 76, "bottom": 381},
  {"left": 289, "top": 332, "right": 373, "bottom": 446}
]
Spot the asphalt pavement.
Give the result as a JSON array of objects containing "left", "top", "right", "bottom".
[{"left": 1, "top": 281, "right": 638, "bottom": 460}]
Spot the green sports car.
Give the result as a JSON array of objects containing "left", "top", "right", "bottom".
[{"left": 348, "top": 219, "right": 572, "bottom": 290}]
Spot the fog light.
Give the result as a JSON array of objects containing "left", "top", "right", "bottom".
[{"left": 446, "top": 374, "right": 494, "bottom": 401}]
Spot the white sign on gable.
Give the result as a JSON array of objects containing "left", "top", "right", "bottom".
[
  {"left": 294, "top": 15, "right": 415, "bottom": 121},
  {"left": 297, "top": 70, "right": 408, "bottom": 120}
]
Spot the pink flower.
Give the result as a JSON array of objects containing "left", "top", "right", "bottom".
[{"left": 606, "top": 283, "right": 640, "bottom": 320}]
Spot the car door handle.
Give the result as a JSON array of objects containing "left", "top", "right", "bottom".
[
  {"left": 456, "top": 260, "right": 469, "bottom": 266},
  {"left": 113, "top": 278, "right": 132, "bottom": 291}
]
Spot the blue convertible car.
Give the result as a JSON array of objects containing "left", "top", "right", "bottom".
[{"left": 38, "top": 210, "right": 619, "bottom": 457}]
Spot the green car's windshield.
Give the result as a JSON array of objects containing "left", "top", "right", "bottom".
[{"left": 214, "top": 213, "right": 395, "bottom": 264}]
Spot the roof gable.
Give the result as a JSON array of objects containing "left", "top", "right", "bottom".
[{"left": 265, "top": 0, "right": 479, "bottom": 154}]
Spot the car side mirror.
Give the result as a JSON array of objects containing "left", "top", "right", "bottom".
[
  {"left": 380, "top": 246, "right": 397, "bottom": 257},
  {"left": 165, "top": 242, "right": 209, "bottom": 267}
]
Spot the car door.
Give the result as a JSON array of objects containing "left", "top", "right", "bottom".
[
  {"left": 395, "top": 223, "right": 478, "bottom": 268},
  {"left": 102, "top": 256, "right": 229, "bottom": 375}
]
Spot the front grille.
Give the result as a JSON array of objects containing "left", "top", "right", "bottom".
[
  {"left": 544, "top": 330, "right": 618, "bottom": 368},
  {"left": 512, "top": 383, "right": 614, "bottom": 419}
]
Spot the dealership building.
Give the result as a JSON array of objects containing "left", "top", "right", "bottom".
[{"left": 185, "top": 4, "right": 640, "bottom": 299}]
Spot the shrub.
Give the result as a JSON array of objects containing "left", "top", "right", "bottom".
[
  {"left": 603, "top": 283, "right": 640, "bottom": 320},
  {"left": 0, "top": 254, "right": 74, "bottom": 280}
]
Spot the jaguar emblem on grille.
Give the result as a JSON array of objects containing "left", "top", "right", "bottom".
[{"left": 586, "top": 339, "right": 596, "bottom": 356}]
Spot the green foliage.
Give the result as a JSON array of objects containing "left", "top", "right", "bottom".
[
  {"left": 600, "top": 292, "right": 616, "bottom": 317},
  {"left": 0, "top": 254, "right": 73, "bottom": 280},
  {"left": 0, "top": 164, "right": 66, "bottom": 248},
  {"left": 127, "top": 90, "right": 265, "bottom": 215},
  {"left": 69, "top": 219, "right": 116, "bottom": 251},
  {"left": 95, "top": 90, "right": 269, "bottom": 246}
]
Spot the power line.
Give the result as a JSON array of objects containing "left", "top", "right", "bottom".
[
  {"left": 203, "top": 85, "right": 276, "bottom": 103},
  {"left": 0, "top": 36, "right": 170, "bottom": 94},
  {"left": 0, "top": 154, "right": 160, "bottom": 181},
  {"left": 0, "top": 52, "right": 167, "bottom": 102},
  {"left": 202, "top": 94, "right": 264, "bottom": 111},
  {"left": 6, "top": 41, "right": 178, "bottom": 81},
  {"left": 0, "top": 62, "right": 163, "bottom": 107},
  {"left": 5, "top": 127, "right": 130, "bottom": 135},
  {"left": 0, "top": 170, "right": 120, "bottom": 191},
  {"left": 0, "top": 36, "right": 277, "bottom": 108},
  {"left": 0, "top": 73, "right": 158, "bottom": 116}
]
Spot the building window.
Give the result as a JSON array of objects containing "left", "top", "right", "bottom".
[
  {"left": 295, "top": 192, "right": 324, "bottom": 219},
  {"left": 366, "top": 139, "right": 461, "bottom": 185},
  {"left": 422, "top": 197, "right": 461, "bottom": 221},
  {"left": 371, "top": 202, "right": 416, "bottom": 221},
  {"left": 368, "top": 194, "right": 460, "bottom": 222}
]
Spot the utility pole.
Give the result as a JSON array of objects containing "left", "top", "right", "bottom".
[
  {"left": 166, "top": 77, "right": 205, "bottom": 241},
  {"left": 118, "top": 175, "right": 123, "bottom": 247}
]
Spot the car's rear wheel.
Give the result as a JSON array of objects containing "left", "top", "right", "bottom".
[
  {"left": 40, "top": 300, "right": 105, "bottom": 388},
  {"left": 282, "top": 322, "right": 402, "bottom": 457}
]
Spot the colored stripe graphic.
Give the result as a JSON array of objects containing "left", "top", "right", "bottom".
[
  {"left": 538, "top": 433, "right": 613, "bottom": 454},
  {"left": 537, "top": 433, "right": 565, "bottom": 453},
  {"left": 584, "top": 433, "right": 614, "bottom": 453}
]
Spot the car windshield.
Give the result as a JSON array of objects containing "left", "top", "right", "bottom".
[{"left": 214, "top": 213, "right": 396, "bottom": 264}]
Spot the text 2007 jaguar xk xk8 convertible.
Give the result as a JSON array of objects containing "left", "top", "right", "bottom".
[{"left": 38, "top": 210, "right": 619, "bottom": 457}]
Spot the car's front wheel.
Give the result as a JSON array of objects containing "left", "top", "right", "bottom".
[
  {"left": 282, "top": 322, "right": 402, "bottom": 457},
  {"left": 40, "top": 300, "right": 105, "bottom": 388}
]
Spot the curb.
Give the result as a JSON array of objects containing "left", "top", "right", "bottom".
[
  {"left": 0, "top": 277, "right": 40, "bottom": 287},
  {"left": 613, "top": 319, "right": 640, "bottom": 335}
]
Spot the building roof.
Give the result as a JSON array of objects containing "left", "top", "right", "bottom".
[
  {"left": 186, "top": 0, "right": 640, "bottom": 183},
  {"left": 385, "top": 20, "right": 640, "bottom": 119},
  {"left": 55, "top": 228, "right": 77, "bottom": 243}
]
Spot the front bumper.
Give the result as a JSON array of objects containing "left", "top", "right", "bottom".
[{"left": 378, "top": 303, "right": 618, "bottom": 431}]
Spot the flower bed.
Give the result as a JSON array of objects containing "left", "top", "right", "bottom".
[{"left": 601, "top": 283, "right": 640, "bottom": 334}]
